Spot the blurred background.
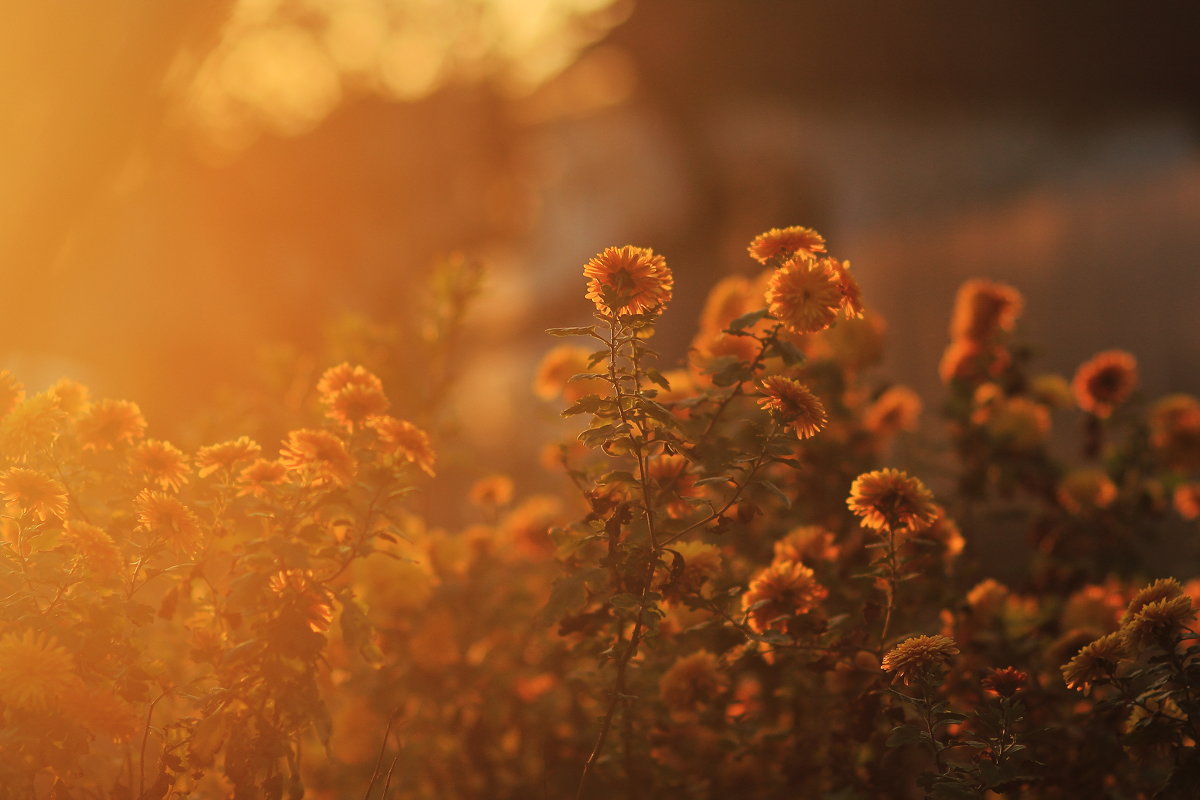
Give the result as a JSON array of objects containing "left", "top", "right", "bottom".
[{"left": 3, "top": 0, "right": 1199, "bottom": 477}]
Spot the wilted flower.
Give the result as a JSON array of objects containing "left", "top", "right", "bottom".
[
  {"left": 747, "top": 225, "right": 826, "bottom": 264},
  {"left": 742, "top": 561, "right": 827, "bottom": 634},
  {"left": 765, "top": 255, "right": 843, "bottom": 334},
  {"left": 0, "top": 467, "right": 68, "bottom": 521},
  {"left": 757, "top": 376, "right": 827, "bottom": 439},
  {"left": 583, "top": 245, "right": 673, "bottom": 316},
  {"left": 846, "top": 468, "right": 938, "bottom": 534},
  {"left": 1062, "top": 632, "right": 1126, "bottom": 692},
  {"left": 882, "top": 634, "right": 959, "bottom": 685},
  {"left": 1072, "top": 349, "right": 1138, "bottom": 418}
]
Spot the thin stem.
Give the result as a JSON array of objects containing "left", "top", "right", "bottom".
[{"left": 364, "top": 708, "right": 402, "bottom": 800}]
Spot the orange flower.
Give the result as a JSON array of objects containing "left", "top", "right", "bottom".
[
  {"left": 135, "top": 489, "right": 202, "bottom": 555},
  {"left": 60, "top": 680, "right": 140, "bottom": 742},
  {"left": 326, "top": 382, "right": 390, "bottom": 431},
  {"left": 949, "top": 279, "right": 1023, "bottom": 341},
  {"left": 846, "top": 468, "right": 938, "bottom": 534},
  {"left": 659, "top": 540, "right": 723, "bottom": 601},
  {"left": 1, "top": 394, "right": 68, "bottom": 456},
  {"left": 0, "top": 630, "right": 76, "bottom": 711},
  {"left": 77, "top": 399, "right": 147, "bottom": 450},
  {"left": 269, "top": 568, "right": 334, "bottom": 633},
  {"left": 1123, "top": 578, "right": 1183, "bottom": 623},
  {"left": 46, "top": 378, "right": 89, "bottom": 416},
  {"left": 1150, "top": 394, "right": 1200, "bottom": 471},
  {"left": 237, "top": 458, "right": 288, "bottom": 497},
  {"left": 981, "top": 666, "right": 1028, "bottom": 697},
  {"left": 765, "top": 255, "right": 843, "bottom": 334},
  {"left": 0, "top": 370, "right": 26, "bottom": 419},
  {"left": 830, "top": 259, "right": 865, "bottom": 319},
  {"left": 747, "top": 226, "right": 826, "bottom": 264},
  {"left": 584, "top": 245, "right": 673, "bottom": 316},
  {"left": 1062, "top": 632, "right": 1125, "bottom": 692},
  {"left": 0, "top": 467, "right": 68, "bottom": 521},
  {"left": 63, "top": 520, "right": 124, "bottom": 576},
  {"left": 742, "top": 561, "right": 827, "bottom": 634},
  {"left": 469, "top": 474, "right": 514, "bottom": 507},
  {"left": 1174, "top": 482, "right": 1200, "bottom": 520},
  {"left": 367, "top": 416, "right": 436, "bottom": 476},
  {"left": 659, "top": 650, "right": 728, "bottom": 712},
  {"left": 131, "top": 439, "right": 190, "bottom": 492},
  {"left": 882, "top": 634, "right": 959, "bottom": 685},
  {"left": 280, "top": 429, "right": 356, "bottom": 486},
  {"left": 196, "top": 436, "right": 262, "bottom": 478},
  {"left": 698, "top": 274, "right": 761, "bottom": 335},
  {"left": 647, "top": 454, "right": 701, "bottom": 519},
  {"left": 1072, "top": 349, "right": 1137, "bottom": 418},
  {"left": 316, "top": 363, "right": 384, "bottom": 402},
  {"left": 533, "top": 344, "right": 608, "bottom": 404},
  {"left": 938, "top": 338, "right": 1010, "bottom": 384},
  {"left": 1120, "top": 596, "right": 1195, "bottom": 654},
  {"left": 864, "top": 385, "right": 922, "bottom": 438},
  {"left": 1057, "top": 468, "right": 1117, "bottom": 515},
  {"left": 772, "top": 525, "right": 839, "bottom": 565},
  {"left": 757, "top": 376, "right": 827, "bottom": 439}
]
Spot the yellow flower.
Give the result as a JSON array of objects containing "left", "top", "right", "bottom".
[
  {"left": 1030, "top": 374, "right": 1073, "bottom": 409},
  {"left": 46, "top": 378, "right": 90, "bottom": 416},
  {"left": 63, "top": 520, "right": 124, "bottom": 576},
  {"left": 659, "top": 540, "right": 723, "bottom": 601},
  {"left": 367, "top": 416, "right": 436, "bottom": 477},
  {"left": 196, "top": 436, "right": 262, "bottom": 478},
  {"left": 1072, "top": 350, "right": 1138, "bottom": 418},
  {"left": 747, "top": 226, "right": 826, "bottom": 264},
  {"left": 742, "top": 561, "right": 827, "bottom": 634},
  {"left": 1120, "top": 596, "right": 1195, "bottom": 654},
  {"left": 1062, "top": 631, "right": 1126, "bottom": 692},
  {"left": 881, "top": 634, "right": 959, "bottom": 685},
  {"left": 0, "top": 467, "right": 68, "bottom": 521},
  {"left": 237, "top": 458, "right": 288, "bottom": 497},
  {"left": 131, "top": 439, "right": 191, "bottom": 492},
  {"left": 469, "top": 474, "right": 514, "bottom": 508},
  {"left": 659, "top": 650, "right": 728, "bottom": 712},
  {"left": 268, "top": 568, "right": 334, "bottom": 633},
  {"left": 326, "top": 382, "right": 390, "bottom": 431},
  {"left": 1123, "top": 578, "right": 1183, "bottom": 623},
  {"left": 134, "top": 489, "right": 202, "bottom": 556},
  {"left": 765, "top": 255, "right": 843, "bottom": 334},
  {"left": 280, "top": 428, "right": 357, "bottom": 486},
  {"left": 949, "top": 279, "right": 1023, "bottom": 341},
  {"left": 0, "top": 370, "right": 26, "bottom": 419},
  {"left": 583, "top": 245, "right": 673, "bottom": 316},
  {"left": 0, "top": 630, "right": 76, "bottom": 711},
  {"left": 846, "top": 469, "right": 938, "bottom": 534},
  {"left": 77, "top": 399, "right": 147, "bottom": 451},
  {"left": 316, "top": 363, "right": 384, "bottom": 403},
  {"left": 757, "top": 376, "right": 827, "bottom": 439},
  {"left": 1057, "top": 468, "right": 1117, "bottom": 515},
  {"left": 0, "top": 393, "right": 68, "bottom": 456}
]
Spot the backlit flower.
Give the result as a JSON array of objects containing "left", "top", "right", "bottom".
[
  {"left": 469, "top": 474, "right": 514, "bottom": 508},
  {"left": 1072, "top": 350, "right": 1138, "bottom": 418},
  {"left": 46, "top": 378, "right": 89, "bottom": 416},
  {"left": 864, "top": 385, "right": 922, "bottom": 438},
  {"left": 0, "top": 630, "right": 75, "bottom": 711},
  {"left": 60, "top": 680, "right": 140, "bottom": 742},
  {"left": 647, "top": 454, "right": 701, "bottom": 519},
  {"left": 1174, "top": 483, "right": 1200, "bottom": 520},
  {"left": 765, "top": 255, "right": 843, "bottom": 334},
  {"left": 1123, "top": 578, "right": 1183, "bottom": 623},
  {"left": 533, "top": 344, "right": 608, "bottom": 404},
  {"left": 63, "top": 520, "right": 124, "bottom": 576},
  {"left": 0, "top": 370, "right": 25, "bottom": 419},
  {"left": 984, "top": 396, "right": 1051, "bottom": 451},
  {"left": 367, "top": 416, "right": 436, "bottom": 476},
  {"left": 882, "top": 634, "right": 959, "bottom": 685},
  {"left": 757, "top": 376, "right": 827, "bottom": 438},
  {"left": 659, "top": 650, "right": 728, "bottom": 712},
  {"left": 131, "top": 439, "right": 190, "bottom": 492},
  {"left": 1062, "top": 632, "right": 1125, "bottom": 692},
  {"left": 316, "top": 363, "right": 384, "bottom": 402},
  {"left": 1057, "top": 468, "right": 1117, "bottom": 515},
  {"left": 237, "top": 458, "right": 287, "bottom": 497},
  {"left": 938, "top": 338, "right": 1010, "bottom": 384},
  {"left": 846, "top": 468, "right": 938, "bottom": 534},
  {"left": 269, "top": 568, "right": 334, "bottom": 633},
  {"left": 659, "top": 540, "right": 723, "bottom": 601},
  {"left": 327, "top": 382, "right": 390, "bottom": 431},
  {"left": 280, "top": 428, "right": 357, "bottom": 486},
  {"left": 583, "top": 245, "right": 673, "bottom": 316},
  {"left": 747, "top": 226, "right": 826, "bottom": 264},
  {"left": 831, "top": 259, "right": 865, "bottom": 319},
  {"left": 950, "top": 279, "right": 1023, "bottom": 341},
  {"left": 1120, "top": 596, "right": 1195, "bottom": 654},
  {"left": 772, "top": 525, "right": 839, "bottom": 565},
  {"left": 742, "top": 561, "right": 827, "bottom": 634},
  {"left": 1150, "top": 394, "right": 1200, "bottom": 470},
  {"left": 1030, "top": 374, "right": 1073, "bottom": 409},
  {"left": 1, "top": 394, "right": 68, "bottom": 456},
  {"left": 134, "top": 489, "right": 202, "bottom": 556},
  {"left": 196, "top": 436, "right": 262, "bottom": 478},
  {"left": 77, "top": 399, "right": 147, "bottom": 450},
  {"left": 0, "top": 468, "right": 68, "bottom": 521},
  {"left": 698, "top": 274, "right": 760, "bottom": 334}
]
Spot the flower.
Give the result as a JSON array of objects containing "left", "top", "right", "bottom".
[
  {"left": 77, "top": 399, "right": 147, "bottom": 450},
  {"left": 772, "top": 525, "right": 839, "bottom": 565},
  {"left": 742, "top": 561, "right": 827, "bottom": 634},
  {"left": 984, "top": 396, "right": 1051, "bottom": 451},
  {"left": 698, "top": 274, "right": 761, "bottom": 335},
  {"left": 1174, "top": 483, "right": 1200, "bottom": 520},
  {"left": 316, "top": 363, "right": 384, "bottom": 402},
  {"left": 1120, "top": 596, "right": 1195, "bottom": 654},
  {"left": 0, "top": 468, "right": 68, "bottom": 521},
  {"left": 765, "top": 255, "right": 843, "bottom": 334},
  {"left": 0, "top": 370, "right": 25, "bottom": 419},
  {"left": 831, "top": 259, "right": 865, "bottom": 319},
  {"left": 131, "top": 439, "right": 191, "bottom": 492},
  {"left": 196, "top": 436, "right": 262, "bottom": 478},
  {"left": 237, "top": 458, "right": 288, "bottom": 497},
  {"left": 938, "top": 338, "right": 1010, "bottom": 384},
  {"left": 659, "top": 540, "right": 723, "bottom": 601},
  {"left": 659, "top": 650, "right": 728, "bottom": 712},
  {"left": 949, "top": 279, "right": 1023, "bottom": 341},
  {"left": 583, "top": 245, "right": 673, "bottom": 316},
  {"left": 63, "top": 520, "right": 124, "bottom": 576},
  {"left": 864, "top": 385, "right": 922, "bottom": 438},
  {"left": 1057, "top": 468, "right": 1117, "bottom": 515},
  {"left": 326, "top": 382, "right": 390, "bottom": 431},
  {"left": 60, "top": 680, "right": 140, "bottom": 742},
  {"left": 533, "top": 344, "right": 608, "bottom": 404},
  {"left": 280, "top": 428, "right": 357, "bottom": 486},
  {"left": 469, "top": 474, "right": 514, "bottom": 508},
  {"left": 1062, "top": 632, "right": 1126, "bottom": 691},
  {"left": 0, "top": 394, "right": 68, "bottom": 456},
  {"left": 1150, "top": 394, "right": 1200, "bottom": 471},
  {"left": 0, "top": 630, "right": 76, "bottom": 711},
  {"left": 647, "top": 454, "right": 701, "bottom": 519},
  {"left": 1123, "top": 578, "right": 1183, "bottom": 623},
  {"left": 982, "top": 666, "right": 1028, "bottom": 697},
  {"left": 46, "top": 378, "right": 89, "bottom": 416},
  {"left": 1072, "top": 350, "right": 1138, "bottom": 418},
  {"left": 882, "top": 635, "right": 959, "bottom": 685},
  {"left": 757, "top": 376, "right": 827, "bottom": 439},
  {"left": 747, "top": 226, "right": 826, "bottom": 264},
  {"left": 367, "top": 416, "right": 436, "bottom": 476},
  {"left": 846, "top": 469, "right": 938, "bottom": 534},
  {"left": 134, "top": 489, "right": 202, "bottom": 556},
  {"left": 269, "top": 568, "right": 334, "bottom": 633}
]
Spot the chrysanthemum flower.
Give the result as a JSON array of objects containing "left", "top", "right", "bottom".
[
  {"left": 846, "top": 468, "right": 938, "bottom": 534},
  {"left": 1123, "top": 578, "right": 1183, "bottom": 623},
  {"left": 131, "top": 439, "right": 190, "bottom": 492},
  {"left": 647, "top": 453, "right": 701, "bottom": 519},
  {"left": 659, "top": 650, "right": 728, "bottom": 712},
  {"left": 966, "top": 578, "right": 1010, "bottom": 622},
  {"left": 366, "top": 416, "right": 436, "bottom": 476},
  {"left": 698, "top": 274, "right": 759, "bottom": 335},
  {"left": 269, "top": 568, "right": 334, "bottom": 633},
  {"left": 469, "top": 474, "right": 514, "bottom": 508},
  {"left": 0, "top": 630, "right": 76, "bottom": 711},
  {"left": 831, "top": 259, "right": 865, "bottom": 319},
  {"left": 60, "top": 680, "right": 140, "bottom": 742},
  {"left": 982, "top": 666, "right": 1028, "bottom": 697},
  {"left": 326, "top": 382, "right": 390, "bottom": 431},
  {"left": 742, "top": 561, "right": 828, "bottom": 634},
  {"left": 63, "top": 520, "right": 124, "bottom": 576},
  {"left": 757, "top": 376, "right": 827, "bottom": 438},
  {"left": 0, "top": 370, "right": 25, "bottom": 419},
  {"left": 912, "top": 507, "right": 964, "bottom": 566},
  {"left": 1120, "top": 596, "right": 1195, "bottom": 654},
  {"left": 938, "top": 338, "right": 1011, "bottom": 384},
  {"left": 46, "top": 377, "right": 89, "bottom": 416},
  {"left": 316, "top": 363, "right": 384, "bottom": 403},
  {"left": 237, "top": 458, "right": 288, "bottom": 497},
  {"left": 1150, "top": 394, "right": 1200, "bottom": 471},
  {"left": 583, "top": 245, "right": 673, "bottom": 316},
  {"left": 747, "top": 226, "right": 827, "bottom": 264},
  {"left": 949, "top": 279, "right": 1023, "bottom": 341},
  {"left": 984, "top": 396, "right": 1051, "bottom": 451},
  {"left": 533, "top": 344, "right": 609, "bottom": 404},
  {"left": 1062, "top": 632, "right": 1126, "bottom": 691},
  {"left": 1174, "top": 483, "right": 1200, "bottom": 520},
  {"left": 77, "top": 399, "right": 147, "bottom": 451},
  {"left": 864, "top": 385, "right": 922, "bottom": 438},
  {"left": 765, "top": 255, "right": 843, "bottom": 334},
  {"left": 0, "top": 467, "right": 68, "bottom": 521},
  {"left": 1056, "top": 468, "right": 1117, "bottom": 515},
  {"left": 280, "top": 428, "right": 357, "bottom": 486},
  {"left": 882, "top": 634, "right": 959, "bottom": 685},
  {"left": 659, "top": 540, "right": 723, "bottom": 601},
  {"left": 772, "top": 525, "right": 839, "bottom": 565},
  {"left": 196, "top": 436, "right": 262, "bottom": 478},
  {"left": 0, "top": 394, "right": 68, "bottom": 456},
  {"left": 134, "top": 489, "right": 201, "bottom": 556},
  {"left": 1072, "top": 349, "right": 1138, "bottom": 418}
]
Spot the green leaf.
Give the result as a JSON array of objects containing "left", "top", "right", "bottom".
[
  {"left": 546, "top": 326, "right": 598, "bottom": 337},
  {"left": 885, "top": 724, "right": 924, "bottom": 748},
  {"left": 609, "top": 593, "right": 640, "bottom": 610},
  {"left": 728, "top": 308, "right": 769, "bottom": 331},
  {"left": 753, "top": 479, "right": 791, "bottom": 508}
]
